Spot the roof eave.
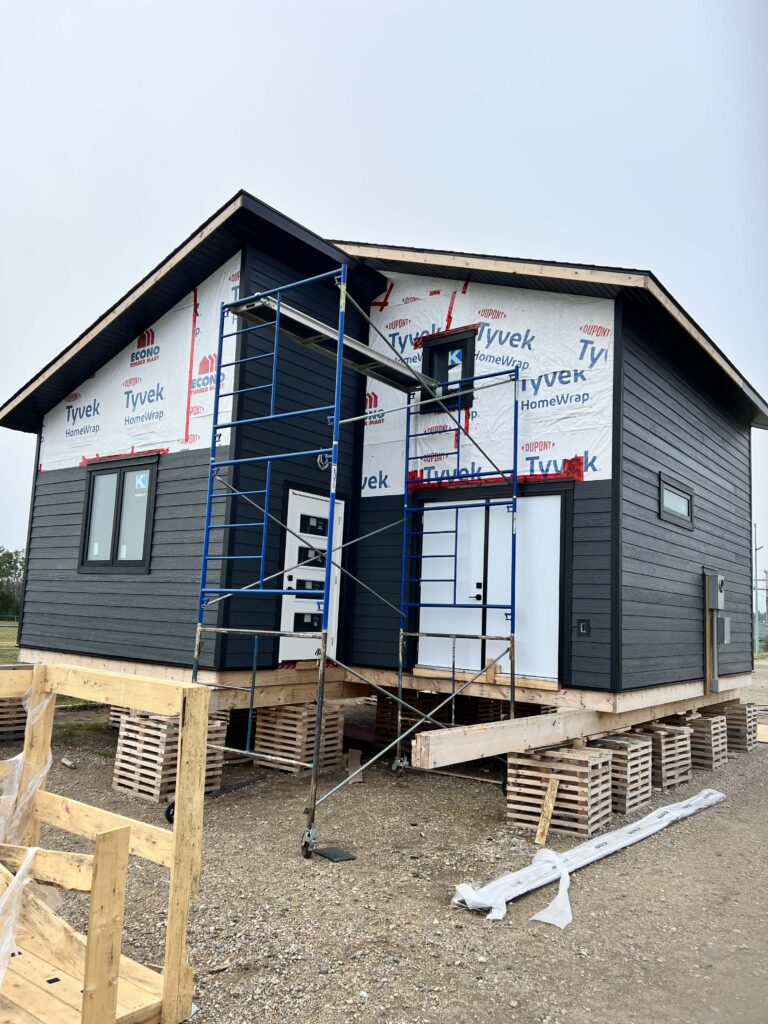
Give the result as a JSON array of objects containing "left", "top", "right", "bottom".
[{"left": 335, "top": 241, "right": 768, "bottom": 429}]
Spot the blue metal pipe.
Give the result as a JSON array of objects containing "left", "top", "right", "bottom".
[
  {"left": 220, "top": 351, "right": 275, "bottom": 369},
  {"left": 216, "top": 403, "right": 334, "bottom": 431}
]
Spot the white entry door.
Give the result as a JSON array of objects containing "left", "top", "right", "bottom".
[
  {"left": 279, "top": 490, "right": 345, "bottom": 662},
  {"left": 417, "top": 493, "right": 561, "bottom": 680}
]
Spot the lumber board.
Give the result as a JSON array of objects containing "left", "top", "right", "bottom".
[
  {"left": 0, "top": 844, "right": 93, "bottom": 891},
  {"left": 410, "top": 690, "right": 755, "bottom": 769},
  {"left": 43, "top": 665, "right": 193, "bottom": 717},
  {"left": 535, "top": 777, "right": 559, "bottom": 845},
  {"left": 34, "top": 791, "right": 174, "bottom": 868}
]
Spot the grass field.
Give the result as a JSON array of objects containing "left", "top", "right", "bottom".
[{"left": 0, "top": 620, "right": 19, "bottom": 664}]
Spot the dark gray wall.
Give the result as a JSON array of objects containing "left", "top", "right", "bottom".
[
  {"left": 619, "top": 308, "right": 753, "bottom": 688},
  {"left": 570, "top": 479, "right": 612, "bottom": 689},
  {"left": 217, "top": 243, "right": 379, "bottom": 668},
  {"left": 20, "top": 449, "right": 223, "bottom": 667}
]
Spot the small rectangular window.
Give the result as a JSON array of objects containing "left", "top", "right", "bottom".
[
  {"left": 297, "top": 545, "right": 325, "bottom": 568},
  {"left": 80, "top": 458, "right": 157, "bottom": 572},
  {"left": 420, "top": 327, "right": 477, "bottom": 410},
  {"left": 659, "top": 473, "right": 694, "bottom": 530},
  {"left": 299, "top": 514, "right": 328, "bottom": 537},
  {"left": 294, "top": 612, "right": 323, "bottom": 631}
]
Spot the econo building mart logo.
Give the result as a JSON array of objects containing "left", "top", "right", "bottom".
[
  {"left": 191, "top": 353, "right": 219, "bottom": 395},
  {"left": 129, "top": 328, "right": 160, "bottom": 367},
  {"left": 364, "top": 390, "right": 384, "bottom": 426}
]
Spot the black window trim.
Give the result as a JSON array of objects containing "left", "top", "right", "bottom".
[
  {"left": 78, "top": 455, "right": 159, "bottom": 573},
  {"left": 420, "top": 326, "right": 477, "bottom": 411},
  {"left": 659, "top": 471, "right": 694, "bottom": 531}
]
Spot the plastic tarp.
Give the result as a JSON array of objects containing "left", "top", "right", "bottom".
[
  {"left": 453, "top": 788, "right": 726, "bottom": 925},
  {"left": 0, "top": 691, "right": 55, "bottom": 986}
]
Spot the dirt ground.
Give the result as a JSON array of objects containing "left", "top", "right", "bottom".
[{"left": 10, "top": 663, "right": 768, "bottom": 1024}]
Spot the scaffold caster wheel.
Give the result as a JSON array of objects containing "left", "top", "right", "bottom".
[
  {"left": 164, "top": 801, "right": 175, "bottom": 825},
  {"left": 301, "top": 825, "right": 317, "bottom": 859},
  {"left": 390, "top": 755, "right": 408, "bottom": 778}
]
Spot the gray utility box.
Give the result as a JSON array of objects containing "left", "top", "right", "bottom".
[
  {"left": 705, "top": 572, "right": 725, "bottom": 610},
  {"left": 716, "top": 615, "right": 731, "bottom": 646}
]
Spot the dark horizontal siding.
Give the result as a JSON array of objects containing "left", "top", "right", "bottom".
[
  {"left": 620, "top": 311, "right": 752, "bottom": 688},
  {"left": 570, "top": 479, "right": 612, "bottom": 689},
  {"left": 216, "top": 243, "right": 377, "bottom": 668},
  {"left": 20, "top": 449, "right": 223, "bottom": 667}
]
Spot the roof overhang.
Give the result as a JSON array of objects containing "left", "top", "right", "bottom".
[
  {"left": 0, "top": 193, "right": 385, "bottom": 433},
  {"left": 335, "top": 241, "right": 768, "bottom": 429}
]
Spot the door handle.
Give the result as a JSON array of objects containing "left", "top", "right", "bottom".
[{"left": 468, "top": 593, "right": 483, "bottom": 601}]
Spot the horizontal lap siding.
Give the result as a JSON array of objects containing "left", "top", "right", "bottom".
[
  {"left": 218, "top": 245, "right": 370, "bottom": 668},
  {"left": 570, "top": 480, "right": 612, "bottom": 689},
  {"left": 21, "top": 449, "right": 223, "bottom": 666},
  {"left": 620, "top": 319, "right": 752, "bottom": 688}
]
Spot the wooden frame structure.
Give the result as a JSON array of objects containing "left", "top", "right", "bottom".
[{"left": 0, "top": 664, "right": 209, "bottom": 1024}]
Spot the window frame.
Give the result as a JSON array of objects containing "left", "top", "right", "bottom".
[
  {"left": 658, "top": 472, "right": 694, "bottom": 531},
  {"left": 420, "top": 326, "right": 477, "bottom": 411},
  {"left": 78, "top": 455, "right": 159, "bottom": 573}
]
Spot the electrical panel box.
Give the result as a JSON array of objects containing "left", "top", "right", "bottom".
[
  {"left": 704, "top": 572, "right": 725, "bottom": 610},
  {"left": 716, "top": 614, "right": 731, "bottom": 646}
]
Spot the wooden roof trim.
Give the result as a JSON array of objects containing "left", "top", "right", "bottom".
[
  {"left": 0, "top": 194, "right": 245, "bottom": 425},
  {"left": 337, "top": 241, "right": 768, "bottom": 422},
  {"left": 337, "top": 242, "right": 645, "bottom": 289}
]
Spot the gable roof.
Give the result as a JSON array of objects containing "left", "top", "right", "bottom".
[
  {"left": 2, "top": 195, "right": 766, "bottom": 432},
  {"left": 0, "top": 191, "right": 382, "bottom": 433},
  {"left": 334, "top": 240, "right": 768, "bottom": 429}
]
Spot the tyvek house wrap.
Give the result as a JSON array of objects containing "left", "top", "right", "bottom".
[
  {"left": 39, "top": 253, "right": 242, "bottom": 471},
  {"left": 361, "top": 274, "right": 615, "bottom": 495}
]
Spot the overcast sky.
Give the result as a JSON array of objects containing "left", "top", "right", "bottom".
[{"left": 0, "top": 0, "right": 766, "bottom": 598}]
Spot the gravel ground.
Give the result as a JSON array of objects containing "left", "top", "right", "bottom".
[{"left": 7, "top": 663, "right": 767, "bottom": 1024}]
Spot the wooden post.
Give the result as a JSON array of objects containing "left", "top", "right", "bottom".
[
  {"left": 161, "top": 684, "right": 209, "bottom": 1023},
  {"left": 535, "top": 777, "right": 559, "bottom": 846},
  {"left": 82, "top": 826, "right": 131, "bottom": 1024},
  {"left": 18, "top": 663, "right": 56, "bottom": 846}
]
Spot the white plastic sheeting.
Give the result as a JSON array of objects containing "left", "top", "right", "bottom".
[
  {"left": 453, "top": 788, "right": 726, "bottom": 925},
  {"left": 0, "top": 690, "right": 55, "bottom": 986}
]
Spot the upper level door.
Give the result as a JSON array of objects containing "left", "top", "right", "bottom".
[{"left": 279, "top": 490, "right": 345, "bottom": 662}]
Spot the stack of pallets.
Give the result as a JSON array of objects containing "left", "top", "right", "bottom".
[
  {"left": 113, "top": 712, "right": 227, "bottom": 803},
  {"left": 0, "top": 696, "right": 26, "bottom": 742},
  {"left": 109, "top": 704, "right": 129, "bottom": 730},
  {"left": 664, "top": 713, "right": 728, "bottom": 769},
  {"left": 589, "top": 733, "right": 653, "bottom": 814},
  {"left": 632, "top": 722, "right": 692, "bottom": 790},
  {"left": 254, "top": 703, "right": 344, "bottom": 775},
  {"left": 374, "top": 691, "right": 509, "bottom": 746},
  {"left": 700, "top": 700, "right": 757, "bottom": 752},
  {"left": 506, "top": 745, "right": 613, "bottom": 838}
]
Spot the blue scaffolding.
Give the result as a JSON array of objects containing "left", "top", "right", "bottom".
[{"left": 192, "top": 269, "right": 521, "bottom": 857}]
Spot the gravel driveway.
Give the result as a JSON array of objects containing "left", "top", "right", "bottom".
[{"left": 15, "top": 662, "right": 768, "bottom": 1024}]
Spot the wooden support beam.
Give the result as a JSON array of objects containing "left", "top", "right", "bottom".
[
  {"left": 18, "top": 664, "right": 56, "bottom": 847},
  {"left": 161, "top": 684, "right": 209, "bottom": 1023},
  {"left": 411, "top": 690, "right": 751, "bottom": 770},
  {"left": 43, "top": 664, "right": 192, "bottom": 717},
  {"left": 0, "top": 665, "right": 33, "bottom": 698},
  {"left": 0, "top": 844, "right": 94, "bottom": 891},
  {"left": 82, "top": 826, "right": 131, "bottom": 1024},
  {"left": 35, "top": 790, "right": 174, "bottom": 867}
]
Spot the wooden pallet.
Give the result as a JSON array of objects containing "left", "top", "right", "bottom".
[
  {"left": 632, "top": 722, "right": 692, "bottom": 789},
  {"left": 0, "top": 695, "right": 26, "bottom": 741},
  {"left": 108, "top": 704, "right": 129, "bottom": 730},
  {"left": 254, "top": 703, "right": 344, "bottom": 774},
  {"left": 589, "top": 733, "right": 652, "bottom": 814},
  {"left": 664, "top": 712, "right": 728, "bottom": 769},
  {"left": 507, "top": 746, "right": 613, "bottom": 838},
  {"left": 113, "top": 712, "right": 226, "bottom": 802},
  {"left": 700, "top": 700, "right": 757, "bottom": 752},
  {"left": 374, "top": 691, "right": 509, "bottom": 746}
]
